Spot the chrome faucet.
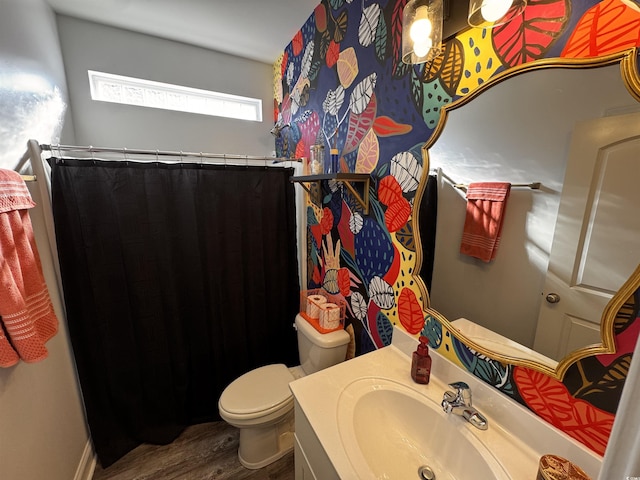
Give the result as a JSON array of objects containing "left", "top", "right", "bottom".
[{"left": 441, "top": 381, "right": 489, "bottom": 430}]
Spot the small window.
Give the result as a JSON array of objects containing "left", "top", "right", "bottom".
[{"left": 88, "top": 70, "right": 262, "bottom": 122}]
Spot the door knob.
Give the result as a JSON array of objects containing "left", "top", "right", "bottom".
[{"left": 545, "top": 293, "right": 560, "bottom": 304}]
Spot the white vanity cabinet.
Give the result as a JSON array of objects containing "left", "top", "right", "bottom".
[{"left": 293, "top": 401, "right": 339, "bottom": 480}]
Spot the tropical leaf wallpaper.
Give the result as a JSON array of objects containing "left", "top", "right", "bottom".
[{"left": 274, "top": 0, "right": 640, "bottom": 456}]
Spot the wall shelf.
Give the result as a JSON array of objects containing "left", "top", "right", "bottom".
[{"left": 290, "top": 173, "right": 370, "bottom": 214}]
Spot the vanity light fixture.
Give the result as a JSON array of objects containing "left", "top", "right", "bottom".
[
  {"left": 402, "top": 0, "right": 444, "bottom": 65},
  {"left": 467, "top": 0, "right": 527, "bottom": 28}
]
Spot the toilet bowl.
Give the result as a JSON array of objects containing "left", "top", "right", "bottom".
[{"left": 218, "top": 313, "right": 350, "bottom": 469}]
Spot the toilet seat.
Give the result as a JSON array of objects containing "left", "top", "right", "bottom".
[{"left": 218, "top": 364, "right": 295, "bottom": 422}]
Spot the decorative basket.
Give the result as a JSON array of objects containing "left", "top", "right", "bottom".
[{"left": 299, "top": 288, "right": 346, "bottom": 334}]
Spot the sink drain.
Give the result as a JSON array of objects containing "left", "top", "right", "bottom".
[{"left": 418, "top": 465, "right": 436, "bottom": 480}]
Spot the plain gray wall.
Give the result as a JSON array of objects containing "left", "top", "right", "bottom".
[
  {"left": 0, "top": 1, "right": 89, "bottom": 480},
  {"left": 56, "top": 15, "right": 276, "bottom": 156},
  {"left": 0, "top": 0, "right": 75, "bottom": 168}
]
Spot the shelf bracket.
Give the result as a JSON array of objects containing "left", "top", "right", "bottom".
[
  {"left": 290, "top": 173, "right": 370, "bottom": 214},
  {"left": 340, "top": 177, "right": 369, "bottom": 215}
]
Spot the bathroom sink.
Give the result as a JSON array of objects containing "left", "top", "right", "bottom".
[
  {"left": 291, "top": 327, "right": 602, "bottom": 479},
  {"left": 336, "top": 377, "right": 510, "bottom": 480}
]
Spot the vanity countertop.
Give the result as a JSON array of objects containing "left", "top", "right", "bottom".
[{"left": 289, "top": 326, "right": 602, "bottom": 479}]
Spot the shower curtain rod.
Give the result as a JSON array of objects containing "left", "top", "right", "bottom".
[{"left": 40, "top": 143, "right": 301, "bottom": 164}]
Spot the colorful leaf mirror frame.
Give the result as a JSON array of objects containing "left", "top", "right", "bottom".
[{"left": 414, "top": 47, "right": 640, "bottom": 381}]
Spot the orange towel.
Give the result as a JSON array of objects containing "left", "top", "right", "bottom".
[
  {"left": 0, "top": 169, "right": 58, "bottom": 367},
  {"left": 460, "top": 182, "right": 511, "bottom": 263}
]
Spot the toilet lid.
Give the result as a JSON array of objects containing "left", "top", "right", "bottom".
[{"left": 219, "top": 363, "right": 295, "bottom": 415}]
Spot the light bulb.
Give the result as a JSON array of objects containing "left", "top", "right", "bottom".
[
  {"left": 409, "top": 6, "right": 432, "bottom": 44},
  {"left": 413, "top": 38, "right": 433, "bottom": 57},
  {"left": 481, "top": 0, "right": 514, "bottom": 22}
]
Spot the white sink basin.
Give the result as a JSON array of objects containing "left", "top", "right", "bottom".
[
  {"left": 337, "top": 377, "right": 510, "bottom": 480},
  {"left": 289, "top": 327, "right": 603, "bottom": 479}
]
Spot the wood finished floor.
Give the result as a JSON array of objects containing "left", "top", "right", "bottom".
[{"left": 92, "top": 422, "right": 294, "bottom": 480}]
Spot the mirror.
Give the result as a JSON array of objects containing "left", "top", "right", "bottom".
[{"left": 417, "top": 49, "right": 640, "bottom": 378}]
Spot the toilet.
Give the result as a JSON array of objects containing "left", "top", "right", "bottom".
[{"left": 218, "top": 313, "right": 350, "bottom": 469}]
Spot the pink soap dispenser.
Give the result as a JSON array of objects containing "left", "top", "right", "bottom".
[{"left": 411, "top": 336, "right": 431, "bottom": 384}]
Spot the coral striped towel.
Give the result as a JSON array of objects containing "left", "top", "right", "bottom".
[
  {"left": 460, "top": 182, "right": 511, "bottom": 263},
  {"left": 0, "top": 169, "right": 58, "bottom": 367}
]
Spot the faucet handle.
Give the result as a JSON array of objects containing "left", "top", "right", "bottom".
[
  {"left": 441, "top": 391, "right": 456, "bottom": 413},
  {"left": 447, "top": 381, "right": 472, "bottom": 406},
  {"left": 448, "top": 381, "right": 469, "bottom": 390}
]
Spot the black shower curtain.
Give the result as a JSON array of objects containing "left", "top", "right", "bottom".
[
  {"left": 51, "top": 158, "right": 300, "bottom": 467},
  {"left": 419, "top": 174, "right": 438, "bottom": 292}
]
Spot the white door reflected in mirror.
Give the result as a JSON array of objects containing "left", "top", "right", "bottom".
[{"left": 533, "top": 111, "right": 640, "bottom": 361}]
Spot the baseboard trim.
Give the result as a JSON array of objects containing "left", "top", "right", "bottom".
[{"left": 74, "top": 440, "right": 96, "bottom": 480}]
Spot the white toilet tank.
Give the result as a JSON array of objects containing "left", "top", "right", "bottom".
[{"left": 295, "top": 313, "right": 350, "bottom": 375}]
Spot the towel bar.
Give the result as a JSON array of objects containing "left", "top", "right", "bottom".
[{"left": 433, "top": 169, "right": 541, "bottom": 191}]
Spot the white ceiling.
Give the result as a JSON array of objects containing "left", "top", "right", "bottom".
[{"left": 45, "top": 0, "right": 320, "bottom": 64}]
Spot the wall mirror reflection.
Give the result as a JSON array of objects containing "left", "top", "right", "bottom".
[{"left": 419, "top": 53, "right": 640, "bottom": 374}]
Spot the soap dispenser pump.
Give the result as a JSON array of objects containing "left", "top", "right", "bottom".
[{"left": 411, "top": 336, "right": 431, "bottom": 384}]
